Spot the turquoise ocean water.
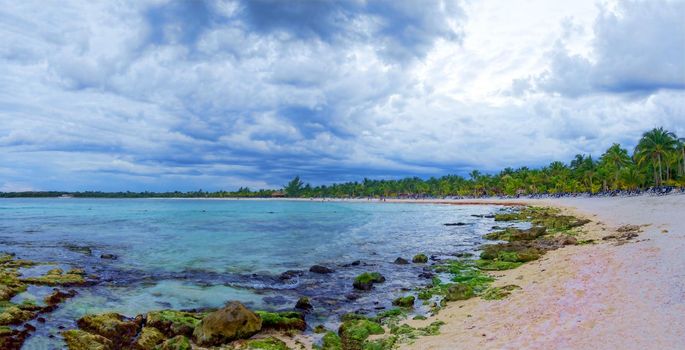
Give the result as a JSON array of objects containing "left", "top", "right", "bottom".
[{"left": 0, "top": 198, "right": 509, "bottom": 349}]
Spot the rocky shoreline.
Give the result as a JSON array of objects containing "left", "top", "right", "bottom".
[{"left": 0, "top": 204, "right": 619, "bottom": 349}]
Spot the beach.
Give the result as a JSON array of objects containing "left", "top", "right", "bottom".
[{"left": 398, "top": 194, "right": 685, "bottom": 349}]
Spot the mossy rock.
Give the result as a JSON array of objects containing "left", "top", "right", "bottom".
[
  {"left": 484, "top": 227, "right": 546, "bottom": 241},
  {"left": 338, "top": 319, "right": 384, "bottom": 350},
  {"left": 156, "top": 335, "right": 191, "bottom": 350},
  {"left": 295, "top": 296, "right": 312, "bottom": 311},
  {"left": 411, "top": 254, "right": 428, "bottom": 263},
  {"left": 134, "top": 326, "right": 166, "bottom": 349},
  {"left": 0, "top": 269, "right": 28, "bottom": 301},
  {"left": 313, "top": 324, "right": 327, "bottom": 334},
  {"left": 146, "top": 310, "right": 205, "bottom": 338},
  {"left": 444, "top": 283, "right": 474, "bottom": 301},
  {"left": 255, "top": 311, "right": 306, "bottom": 331},
  {"left": 192, "top": 301, "right": 262, "bottom": 346},
  {"left": 391, "top": 296, "right": 415, "bottom": 308},
  {"left": 321, "top": 331, "right": 342, "bottom": 350},
  {"left": 353, "top": 272, "right": 385, "bottom": 291},
  {"left": 482, "top": 285, "right": 521, "bottom": 300},
  {"left": 76, "top": 312, "right": 141, "bottom": 346},
  {"left": 20, "top": 268, "right": 86, "bottom": 286},
  {"left": 480, "top": 244, "right": 541, "bottom": 262},
  {"left": 237, "top": 336, "right": 290, "bottom": 350},
  {"left": 494, "top": 213, "right": 524, "bottom": 221},
  {"left": 0, "top": 325, "right": 29, "bottom": 350},
  {"left": 0, "top": 302, "right": 36, "bottom": 326},
  {"left": 474, "top": 260, "right": 522, "bottom": 271},
  {"left": 62, "top": 329, "right": 114, "bottom": 350}
]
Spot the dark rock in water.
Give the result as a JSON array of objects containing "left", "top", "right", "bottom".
[
  {"left": 393, "top": 257, "right": 409, "bottom": 265},
  {"left": 342, "top": 260, "right": 361, "bottom": 267},
  {"left": 23, "top": 324, "right": 35, "bottom": 332},
  {"left": 418, "top": 271, "right": 434, "bottom": 279},
  {"left": 345, "top": 293, "right": 361, "bottom": 301},
  {"left": 429, "top": 255, "right": 440, "bottom": 261},
  {"left": 353, "top": 272, "right": 385, "bottom": 290},
  {"left": 444, "top": 222, "right": 467, "bottom": 226},
  {"left": 309, "top": 265, "right": 334, "bottom": 274},
  {"left": 295, "top": 297, "right": 313, "bottom": 311},
  {"left": 100, "top": 254, "right": 117, "bottom": 260},
  {"left": 36, "top": 317, "right": 46, "bottom": 323},
  {"left": 76, "top": 312, "right": 142, "bottom": 346},
  {"left": 64, "top": 244, "right": 93, "bottom": 256},
  {"left": 453, "top": 252, "right": 474, "bottom": 258},
  {"left": 193, "top": 301, "right": 262, "bottom": 346},
  {"left": 412, "top": 254, "right": 428, "bottom": 263},
  {"left": 472, "top": 214, "right": 495, "bottom": 218},
  {"left": 278, "top": 270, "right": 304, "bottom": 281},
  {"left": 45, "top": 288, "right": 77, "bottom": 306}
]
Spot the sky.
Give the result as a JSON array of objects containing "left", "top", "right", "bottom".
[{"left": 1, "top": 0, "right": 684, "bottom": 192}]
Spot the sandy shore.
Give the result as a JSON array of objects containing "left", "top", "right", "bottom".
[{"left": 391, "top": 194, "right": 685, "bottom": 349}]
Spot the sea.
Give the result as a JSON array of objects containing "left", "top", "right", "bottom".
[{"left": 0, "top": 198, "right": 515, "bottom": 349}]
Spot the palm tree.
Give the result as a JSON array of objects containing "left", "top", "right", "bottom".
[
  {"left": 600, "top": 143, "right": 631, "bottom": 189},
  {"left": 679, "top": 137, "right": 685, "bottom": 178},
  {"left": 634, "top": 127, "right": 677, "bottom": 186}
]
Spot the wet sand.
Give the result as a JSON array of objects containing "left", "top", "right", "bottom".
[{"left": 399, "top": 194, "right": 685, "bottom": 349}]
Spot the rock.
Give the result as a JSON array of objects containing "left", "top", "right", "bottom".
[
  {"left": 418, "top": 271, "right": 434, "bottom": 279},
  {"left": 480, "top": 243, "right": 541, "bottom": 262},
  {"left": 146, "top": 310, "right": 205, "bottom": 338},
  {"left": 76, "top": 313, "right": 141, "bottom": 346},
  {"left": 19, "top": 268, "right": 86, "bottom": 286},
  {"left": 99, "top": 254, "right": 117, "bottom": 260},
  {"left": 345, "top": 293, "right": 361, "bottom": 301},
  {"left": 309, "top": 265, "right": 334, "bottom": 274},
  {"left": 444, "top": 222, "right": 468, "bottom": 226},
  {"left": 192, "top": 301, "right": 262, "bottom": 346},
  {"left": 134, "top": 326, "right": 166, "bottom": 350},
  {"left": 412, "top": 254, "right": 428, "bottom": 263},
  {"left": 45, "top": 289, "right": 77, "bottom": 306},
  {"left": 338, "top": 319, "right": 384, "bottom": 350},
  {"left": 237, "top": 336, "right": 289, "bottom": 350},
  {"left": 314, "top": 324, "right": 327, "bottom": 333},
  {"left": 352, "top": 272, "right": 385, "bottom": 291},
  {"left": 0, "top": 326, "right": 29, "bottom": 350},
  {"left": 445, "top": 284, "right": 474, "bottom": 301},
  {"left": 278, "top": 270, "right": 304, "bottom": 281},
  {"left": 62, "top": 329, "right": 113, "bottom": 350},
  {"left": 295, "top": 297, "right": 312, "bottom": 311},
  {"left": 157, "top": 335, "right": 191, "bottom": 350},
  {"left": 391, "top": 295, "right": 415, "bottom": 308},
  {"left": 343, "top": 260, "right": 362, "bottom": 267},
  {"left": 0, "top": 304, "right": 35, "bottom": 326},
  {"left": 255, "top": 311, "right": 306, "bottom": 331},
  {"left": 393, "top": 257, "right": 409, "bottom": 265}
]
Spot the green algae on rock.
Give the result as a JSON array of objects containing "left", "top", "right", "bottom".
[
  {"left": 76, "top": 312, "right": 142, "bottom": 346},
  {"left": 192, "top": 301, "right": 262, "bottom": 346},
  {"left": 157, "top": 335, "right": 191, "bottom": 350},
  {"left": 134, "top": 326, "right": 166, "bottom": 349},
  {"left": 237, "top": 336, "right": 290, "bottom": 350},
  {"left": 146, "top": 310, "right": 206, "bottom": 338},
  {"left": 411, "top": 254, "right": 428, "bottom": 263},
  {"left": 62, "top": 329, "right": 114, "bottom": 350},
  {"left": 352, "top": 272, "right": 385, "bottom": 290},
  {"left": 20, "top": 268, "right": 87, "bottom": 286},
  {"left": 338, "top": 318, "right": 384, "bottom": 350},
  {"left": 320, "top": 331, "right": 342, "bottom": 350},
  {"left": 482, "top": 285, "right": 522, "bottom": 300},
  {"left": 255, "top": 311, "right": 306, "bottom": 331},
  {"left": 391, "top": 295, "right": 415, "bottom": 308}
]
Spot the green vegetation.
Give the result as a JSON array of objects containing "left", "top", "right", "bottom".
[
  {"left": 239, "top": 336, "right": 289, "bottom": 350},
  {"left": 391, "top": 296, "right": 415, "bottom": 308},
  {"left": 254, "top": 311, "right": 306, "bottom": 331},
  {"left": 481, "top": 285, "right": 522, "bottom": 300},
  {"left": 411, "top": 254, "right": 428, "bottom": 263},
  {"left": 353, "top": 272, "right": 386, "bottom": 290},
  {"left": 4, "top": 128, "right": 683, "bottom": 198}
]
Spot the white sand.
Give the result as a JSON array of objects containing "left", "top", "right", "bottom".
[{"left": 399, "top": 195, "right": 685, "bottom": 350}]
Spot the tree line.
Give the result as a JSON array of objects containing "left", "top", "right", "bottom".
[{"left": 2, "top": 127, "right": 684, "bottom": 199}]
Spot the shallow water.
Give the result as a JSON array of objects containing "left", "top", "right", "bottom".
[{"left": 0, "top": 198, "right": 514, "bottom": 349}]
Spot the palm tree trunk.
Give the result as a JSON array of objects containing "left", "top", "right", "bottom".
[
  {"left": 658, "top": 155, "right": 663, "bottom": 185},
  {"left": 682, "top": 146, "right": 685, "bottom": 176}
]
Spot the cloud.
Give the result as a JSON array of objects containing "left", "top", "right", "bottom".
[
  {"left": 532, "top": 0, "right": 685, "bottom": 96},
  {"left": 0, "top": 0, "right": 683, "bottom": 191}
]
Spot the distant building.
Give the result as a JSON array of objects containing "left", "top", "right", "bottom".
[{"left": 271, "top": 191, "right": 286, "bottom": 198}]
